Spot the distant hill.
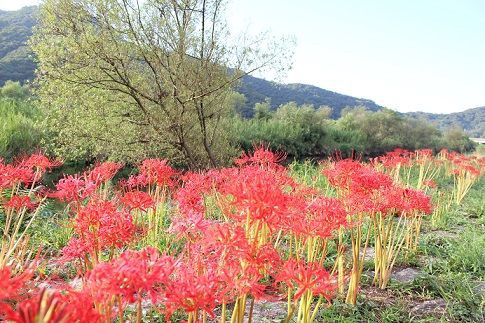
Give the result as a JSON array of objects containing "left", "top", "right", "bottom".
[
  {"left": 0, "top": 6, "right": 37, "bottom": 86},
  {"left": 406, "top": 107, "right": 485, "bottom": 138},
  {"left": 237, "top": 74, "right": 383, "bottom": 118}
]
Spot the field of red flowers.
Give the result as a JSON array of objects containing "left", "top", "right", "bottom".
[{"left": 1, "top": 148, "right": 483, "bottom": 322}]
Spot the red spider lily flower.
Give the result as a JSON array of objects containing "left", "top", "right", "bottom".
[
  {"left": 286, "top": 196, "right": 347, "bottom": 239},
  {"left": 74, "top": 199, "right": 136, "bottom": 251},
  {"left": 415, "top": 149, "right": 433, "bottom": 159},
  {"left": 276, "top": 259, "right": 337, "bottom": 301},
  {"left": 58, "top": 238, "right": 92, "bottom": 265},
  {"left": 219, "top": 166, "right": 296, "bottom": 230},
  {"left": 5, "top": 289, "right": 101, "bottom": 323},
  {"left": 461, "top": 164, "right": 480, "bottom": 177},
  {"left": 20, "top": 153, "right": 62, "bottom": 173},
  {"left": 235, "top": 145, "right": 286, "bottom": 168},
  {"left": 218, "top": 262, "right": 267, "bottom": 301},
  {"left": 0, "top": 266, "right": 33, "bottom": 320},
  {"left": 174, "top": 169, "right": 233, "bottom": 215},
  {"left": 139, "top": 159, "right": 177, "bottom": 187},
  {"left": 0, "top": 266, "right": 32, "bottom": 300},
  {"left": 398, "top": 188, "right": 433, "bottom": 215},
  {"left": 348, "top": 167, "right": 394, "bottom": 195},
  {"left": 0, "top": 163, "right": 34, "bottom": 189},
  {"left": 169, "top": 210, "right": 213, "bottom": 241},
  {"left": 201, "top": 223, "right": 251, "bottom": 258},
  {"left": 375, "top": 149, "right": 412, "bottom": 168},
  {"left": 51, "top": 175, "right": 97, "bottom": 202},
  {"left": 322, "top": 159, "right": 365, "bottom": 190},
  {"left": 86, "top": 161, "right": 123, "bottom": 184},
  {"left": 121, "top": 191, "right": 155, "bottom": 211},
  {"left": 120, "top": 173, "right": 150, "bottom": 190},
  {"left": 3, "top": 195, "right": 37, "bottom": 211},
  {"left": 164, "top": 264, "right": 219, "bottom": 320},
  {"left": 86, "top": 247, "right": 176, "bottom": 304}
]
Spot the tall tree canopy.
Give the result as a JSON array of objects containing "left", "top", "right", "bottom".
[{"left": 32, "top": 0, "right": 291, "bottom": 168}]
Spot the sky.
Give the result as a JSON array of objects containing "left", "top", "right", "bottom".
[{"left": 2, "top": 0, "right": 484, "bottom": 114}]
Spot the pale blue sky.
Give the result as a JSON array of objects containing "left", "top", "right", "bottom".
[{"left": 2, "top": 0, "right": 485, "bottom": 113}]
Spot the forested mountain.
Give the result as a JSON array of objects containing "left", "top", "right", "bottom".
[
  {"left": 0, "top": 6, "right": 37, "bottom": 85},
  {"left": 407, "top": 107, "right": 485, "bottom": 138},
  {"left": 237, "top": 74, "right": 383, "bottom": 118},
  {"left": 1, "top": 6, "right": 484, "bottom": 137}
]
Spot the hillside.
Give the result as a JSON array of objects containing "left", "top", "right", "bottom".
[
  {"left": 0, "top": 6, "right": 37, "bottom": 86},
  {"left": 407, "top": 107, "right": 485, "bottom": 138},
  {"left": 237, "top": 74, "right": 383, "bottom": 118}
]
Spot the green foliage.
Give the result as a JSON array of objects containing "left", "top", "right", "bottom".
[
  {"left": 0, "top": 80, "right": 30, "bottom": 100},
  {"left": 31, "top": 0, "right": 290, "bottom": 168},
  {"left": 0, "top": 97, "right": 41, "bottom": 161},
  {"left": 442, "top": 126, "right": 476, "bottom": 153},
  {"left": 232, "top": 103, "right": 467, "bottom": 159}
]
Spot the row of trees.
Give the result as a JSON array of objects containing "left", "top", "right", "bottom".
[
  {"left": 0, "top": 77, "right": 475, "bottom": 165},
  {"left": 232, "top": 102, "right": 475, "bottom": 159}
]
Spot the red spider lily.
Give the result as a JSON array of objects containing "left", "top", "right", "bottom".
[
  {"left": 139, "top": 159, "right": 177, "bottom": 187},
  {"left": 86, "top": 248, "right": 176, "bottom": 304},
  {"left": 0, "top": 163, "right": 34, "bottom": 189},
  {"left": 58, "top": 238, "right": 92, "bottom": 265},
  {"left": 121, "top": 191, "right": 155, "bottom": 211},
  {"left": 4, "top": 289, "right": 100, "bottom": 323},
  {"left": 398, "top": 188, "right": 433, "bottom": 215},
  {"left": 169, "top": 210, "right": 213, "bottom": 241},
  {"left": 60, "top": 199, "right": 136, "bottom": 266},
  {"left": 375, "top": 148, "right": 412, "bottom": 168},
  {"left": 219, "top": 166, "right": 297, "bottom": 230},
  {"left": 20, "top": 153, "right": 62, "bottom": 173},
  {"left": 3, "top": 195, "right": 37, "bottom": 211},
  {"left": 0, "top": 266, "right": 32, "bottom": 300},
  {"left": 73, "top": 199, "right": 136, "bottom": 251},
  {"left": 322, "top": 159, "right": 366, "bottom": 190},
  {"left": 235, "top": 145, "right": 286, "bottom": 168},
  {"left": 0, "top": 266, "right": 33, "bottom": 320},
  {"left": 349, "top": 168, "right": 394, "bottom": 195},
  {"left": 276, "top": 259, "right": 336, "bottom": 301},
  {"left": 175, "top": 170, "right": 224, "bottom": 215},
  {"left": 120, "top": 173, "right": 149, "bottom": 190},
  {"left": 86, "top": 161, "right": 123, "bottom": 184},
  {"left": 52, "top": 175, "right": 97, "bottom": 203},
  {"left": 286, "top": 196, "right": 347, "bottom": 239},
  {"left": 197, "top": 224, "right": 280, "bottom": 301},
  {"left": 164, "top": 264, "right": 219, "bottom": 320}
]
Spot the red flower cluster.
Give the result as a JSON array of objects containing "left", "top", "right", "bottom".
[
  {"left": 3, "top": 195, "right": 37, "bottom": 211},
  {"left": 87, "top": 247, "right": 176, "bottom": 304},
  {"left": 60, "top": 199, "right": 136, "bottom": 264},
  {"left": 121, "top": 191, "right": 155, "bottom": 211},
  {"left": 276, "top": 259, "right": 336, "bottom": 301}
]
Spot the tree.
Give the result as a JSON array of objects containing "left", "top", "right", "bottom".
[
  {"left": 31, "top": 0, "right": 292, "bottom": 168},
  {"left": 0, "top": 80, "right": 30, "bottom": 100},
  {"left": 253, "top": 98, "right": 272, "bottom": 120}
]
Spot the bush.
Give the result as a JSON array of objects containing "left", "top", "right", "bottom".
[{"left": 0, "top": 98, "right": 41, "bottom": 161}]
